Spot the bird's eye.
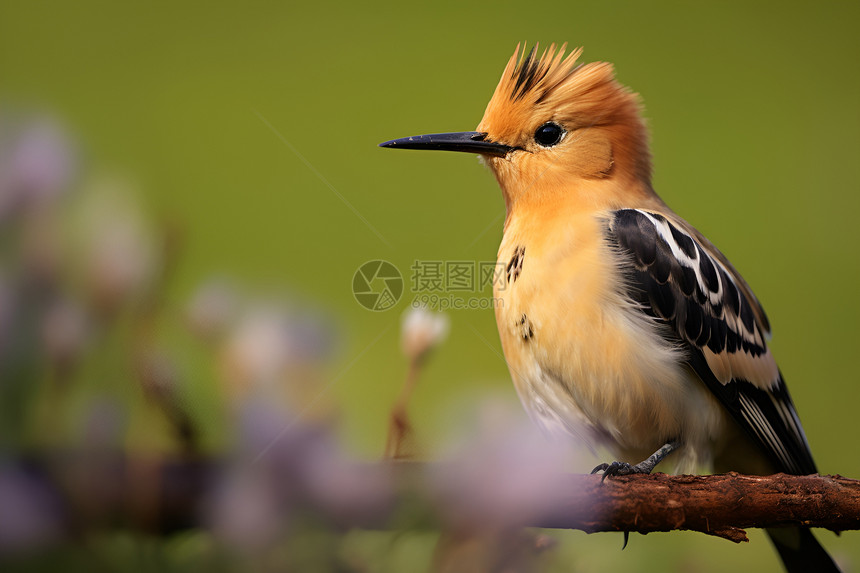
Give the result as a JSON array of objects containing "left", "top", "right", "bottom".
[{"left": 534, "top": 122, "right": 564, "bottom": 147}]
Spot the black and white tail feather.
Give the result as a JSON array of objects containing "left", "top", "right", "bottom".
[{"left": 607, "top": 208, "right": 839, "bottom": 573}]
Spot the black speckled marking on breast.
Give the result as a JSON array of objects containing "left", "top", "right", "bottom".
[
  {"left": 507, "top": 246, "right": 525, "bottom": 284},
  {"left": 517, "top": 313, "right": 534, "bottom": 341}
]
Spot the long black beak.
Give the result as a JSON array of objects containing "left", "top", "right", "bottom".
[{"left": 378, "top": 131, "right": 515, "bottom": 157}]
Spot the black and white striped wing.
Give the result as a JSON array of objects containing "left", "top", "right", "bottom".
[{"left": 607, "top": 209, "right": 816, "bottom": 475}]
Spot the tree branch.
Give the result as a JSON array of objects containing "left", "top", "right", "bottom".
[
  {"left": 12, "top": 453, "right": 860, "bottom": 543},
  {"left": 532, "top": 471, "right": 860, "bottom": 542}
]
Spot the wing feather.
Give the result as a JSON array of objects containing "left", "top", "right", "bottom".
[{"left": 608, "top": 209, "right": 816, "bottom": 475}]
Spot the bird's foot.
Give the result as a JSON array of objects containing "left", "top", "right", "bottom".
[
  {"left": 591, "top": 440, "right": 681, "bottom": 482},
  {"left": 591, "top": 460, "right": 652, "bottom": 482}
]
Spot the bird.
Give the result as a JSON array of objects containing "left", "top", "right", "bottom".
[{"left": 379, "top": 44, "right": 839, "bottom": 572}]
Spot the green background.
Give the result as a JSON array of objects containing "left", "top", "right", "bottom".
[{"left": 2, "top": 1, "right": 859, "bottom": 571}]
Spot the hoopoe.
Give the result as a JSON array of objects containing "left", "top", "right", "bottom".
[{"left": 380, "top": 44, "right": 839, "bottom": 572}]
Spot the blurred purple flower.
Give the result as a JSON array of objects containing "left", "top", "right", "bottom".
[
  {"left": 231, "top": 399, "right": 392, "bottom": 531},
  {"left": 0, "top": 273, "right": 12, "bottom": 361},
  {"left": 207, "top": 399, "right": 326, "bottom": 550},
  {"left": 81, "top": 397, "right": 125, "bottom": 450},
  {"left": 219, "top": 303, "right": 334, "bottom": 406},
  {"left": 40, "top": 296, "right": 91, "bottom": 372},
  {"left": 235, "top": 398, "right": 296, "bottom": 458},
  {"left": 0, "top": 464, "right": 63, "bottom": 553},
  {"left": 235, "top": 398, "right": 328, "bottom": 479},
  {"left": 0, "top": 116, "right": 76, "bottom": 220},
  {"left": 185, "top": 279, "right": 238, "bottom": 341},
  {"left": 301, "top": 440, "right": 393, "bottom": 527},
  {"left": 286, "top": 311, "right": 335, "bottom": 364},
  {"left": 208, "top": 464, "right": 286, "bottom": 552},
  {"left": 8, "top": 119, "right": 75, "bottom": 202},
  {"left": 428, "top": 398, "right": 575, "bottom": 529}
]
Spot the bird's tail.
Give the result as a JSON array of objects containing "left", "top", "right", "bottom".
[{"left": 766, "top": 527, "right": 840, "bottom": 572}]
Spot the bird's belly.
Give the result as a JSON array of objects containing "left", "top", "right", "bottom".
[{"left": 494, "top": 218, "right": 724, "bottom": 468}]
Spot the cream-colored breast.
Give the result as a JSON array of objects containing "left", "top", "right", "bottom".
[{"left": 494, "top": 208, "right": 725, "bottom": 471}]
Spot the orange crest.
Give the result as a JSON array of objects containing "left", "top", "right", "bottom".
[{"left": 477, "top": 43, "right": 653, "bottom": 191}]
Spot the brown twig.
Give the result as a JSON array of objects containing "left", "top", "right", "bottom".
[{"left": 384, "top": 358, "right": 421, "bottom": 460}]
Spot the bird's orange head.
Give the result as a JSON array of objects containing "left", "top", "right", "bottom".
[{"left": 381, "top": 44, "right": 656, "bottom": 212}]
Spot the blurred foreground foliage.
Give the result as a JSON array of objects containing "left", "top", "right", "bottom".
[{"left": 0, "top": 114, "right": 573, "bottom": 573}]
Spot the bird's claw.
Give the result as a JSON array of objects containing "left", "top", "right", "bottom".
[{"left": 591, "top": 461, "right": 640, "bottom": 482}]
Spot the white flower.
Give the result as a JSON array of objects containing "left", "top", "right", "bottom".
[{"left": 400, "top": 304, "right": 449, "bottom": 362}]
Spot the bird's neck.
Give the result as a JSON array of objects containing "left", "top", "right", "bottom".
[{"left": 501, "top": 173, "right": 662, "bottom": 232}]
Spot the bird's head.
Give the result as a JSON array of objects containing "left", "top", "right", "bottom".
[{"left": 381, "top": 44, "right": 654, "bottom": 211}]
